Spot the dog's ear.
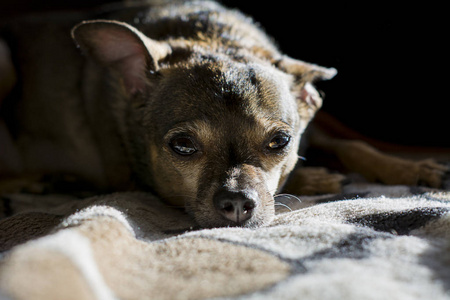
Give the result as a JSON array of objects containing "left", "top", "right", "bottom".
[
  {"left": 276, "top": 56, "right": 337, "bottom": 83},
  {"left": 72, "top": 20, "right": 171, "bottom": 95},
  {"left": 275, "top": 56, "right": 337, "bottom": 111}
]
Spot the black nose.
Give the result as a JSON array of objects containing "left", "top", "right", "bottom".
[{"left": 213, "top": 190, "right": 256, "bottom": 224}]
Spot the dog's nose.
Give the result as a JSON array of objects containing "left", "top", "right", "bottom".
[{"left": 213, "top": 190, "right": 256, "bottom": 225}]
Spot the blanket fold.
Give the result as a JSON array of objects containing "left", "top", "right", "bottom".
[{"left": 1, "top": 185, "right": 450, "bottom": 300}]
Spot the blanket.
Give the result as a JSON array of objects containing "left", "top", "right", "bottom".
[{"left": 1, "top": 176, "right": 450, "bottom": 300}]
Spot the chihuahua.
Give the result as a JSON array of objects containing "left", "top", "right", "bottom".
[{"left": 0, "top": 1, "right": 447, "bottom": 228}]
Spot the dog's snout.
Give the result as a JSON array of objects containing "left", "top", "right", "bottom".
[{"left": 214, "top": 190, "right": 256, "bottom": 225}]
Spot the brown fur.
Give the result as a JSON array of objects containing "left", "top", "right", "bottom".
[{"left": 0, "top": 1, "right": 446, "bottom": 228}]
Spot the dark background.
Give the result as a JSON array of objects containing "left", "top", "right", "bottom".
[
  {"left": 221, "top": 2, "right": 448, "bottom": 148},
  {"left": 1, "top": 1, "right": 449, "bottom": 147}
]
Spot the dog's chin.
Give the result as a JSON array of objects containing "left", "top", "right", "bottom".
[
  {"left": 191, "top": 210, "right": 275, "bottom": 229},
  {"left": 197, "top": 218, "right": 273, "bottom": 229}
]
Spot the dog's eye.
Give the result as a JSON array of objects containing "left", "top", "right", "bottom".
[
  {"left": 169, "top": 137, "right": 197, "bottom": 156},
  {"left": 267, "top": 134, "right": 290, "bottom": 150}
]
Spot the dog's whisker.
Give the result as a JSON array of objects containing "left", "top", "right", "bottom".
[
  {"left": 298, "top": 155, "right": 307, "bottom": 161},
  {"left": 274, "top": 202, "right": 292, "bottom": 212},
  {"left": 275, "top": 193, "right": 302, "bottom": 204}
]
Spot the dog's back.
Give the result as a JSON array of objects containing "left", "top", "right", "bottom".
[{"left": 1, "top": 10, "right": 101, "bottom": 183}]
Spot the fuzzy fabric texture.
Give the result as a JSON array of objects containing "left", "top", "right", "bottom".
[{"left": 1, "top": 179, "right": 450, "bottom": 300}]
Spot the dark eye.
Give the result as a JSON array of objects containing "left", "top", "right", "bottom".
[
  {"left": 169, "top": 137, "right": 198, "bottom": 156},
  {"left": 267, "top": 133, "right": 290, "bottom": 150}
]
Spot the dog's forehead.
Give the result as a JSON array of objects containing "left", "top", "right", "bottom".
[{"left": 157, "top": 60, "right": 298, "bottom": 129}]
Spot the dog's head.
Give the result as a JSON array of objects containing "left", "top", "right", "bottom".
[{"left": 72, "top": 20, "right": 336, "bottom": 228}]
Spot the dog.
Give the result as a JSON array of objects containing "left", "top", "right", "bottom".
[{"left": 0, "top": 0, "right": 447, "bottom": 228}]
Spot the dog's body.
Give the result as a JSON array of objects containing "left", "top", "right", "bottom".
[{"left": 0, "top": 1, "right": 447, "bottom": 228}]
